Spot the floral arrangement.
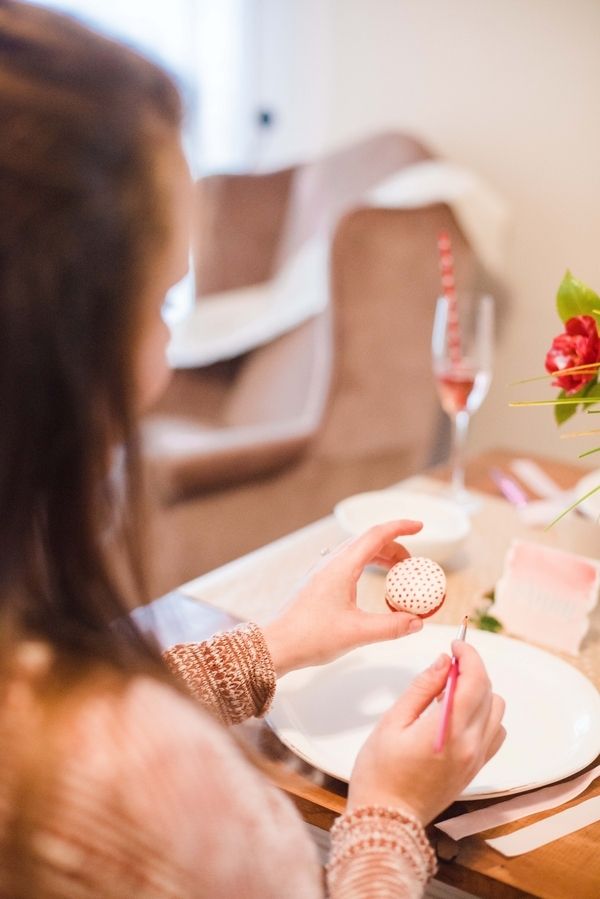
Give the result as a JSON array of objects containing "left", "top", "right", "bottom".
[
  {"left": 476, "top": 274, "right": 600, "bottom": 632},
  {"left": 512, "top": 270, "right": 600, "bottom": 519},
  {"left": 544, "top": 271, "right": 600, "bottom": 426}
]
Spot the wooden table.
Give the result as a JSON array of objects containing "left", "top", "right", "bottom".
[{"left": 178, "top": 449, "right": 600, "bottom": 899}]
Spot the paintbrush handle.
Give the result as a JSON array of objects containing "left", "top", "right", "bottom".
[{"left": 434, "top": 656, "right": 459, "bottom": 753}]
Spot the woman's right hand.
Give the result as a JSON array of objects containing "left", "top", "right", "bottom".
[{"left": 347, "top": 641, "right": 506, "bottom": 825}]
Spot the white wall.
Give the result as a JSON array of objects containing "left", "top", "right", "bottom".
[
  {"left": 252, "top": 0, "right": 335, "bottom": 169},
  {"left": 255, "top": 0, "right": 600, "bottom": 465}
]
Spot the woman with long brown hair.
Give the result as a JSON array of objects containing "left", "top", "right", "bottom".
[{"left": 0, "top": 2, "right": 505, "bottom": 896}]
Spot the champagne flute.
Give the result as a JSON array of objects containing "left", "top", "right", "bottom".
[{"left": 432, "top": 292, "right": 494, "bottom": 508}]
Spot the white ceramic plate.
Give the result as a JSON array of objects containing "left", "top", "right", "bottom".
[
  {"left": 268, "top": 626, "right": 600, "bottom": 799},
  {"left": 334, "top": 489, "right": 471, "bottom": 564},
  {"left": 573, "top": 469, "right": 600, "bottom": 521}
]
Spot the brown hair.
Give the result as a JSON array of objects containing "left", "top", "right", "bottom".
[
  {"left": 0, "top": 7, "right": 194, "bottom": 890},
  {"left": 0, "top": 0, "right": 183, "bottom": 669}
]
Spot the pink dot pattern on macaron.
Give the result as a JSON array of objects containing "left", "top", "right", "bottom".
[{"left": 385, "top": 557, "right": 446, "bottom": 615}]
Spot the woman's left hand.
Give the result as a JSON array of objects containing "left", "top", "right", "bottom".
[{"left": 262, "top": 520, "right": 425, "bottom": 677}]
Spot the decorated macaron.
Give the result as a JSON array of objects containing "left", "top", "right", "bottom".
[{"left": 384, "top": 557, "right": 446, "bottom": 618}]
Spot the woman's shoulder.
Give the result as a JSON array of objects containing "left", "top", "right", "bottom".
[
  {"left": 62, "top": 671, "right": 243, "bottom": 785},
  {"left": 1, "top": 657, "right": 245, "bottom": 894},
  {"left": 2, "top": 651, "right": 322, "bottom": 896},
  {"left": 2, "top": 645, "right": 235, "bottom": 777},
  {"left": 56, "top": 672, "right": 322, "bottom": 896},
  {"left": 59, "top": 671, "right": 289, "bottom": 832}
]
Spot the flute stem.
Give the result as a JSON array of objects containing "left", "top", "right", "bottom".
[{"left": 451, "top": 410, "right": 470, "bottom": 497}]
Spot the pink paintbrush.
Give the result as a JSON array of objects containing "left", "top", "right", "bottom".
[{"left": 434, "top": 616, "right": 469, "bottom": 753}]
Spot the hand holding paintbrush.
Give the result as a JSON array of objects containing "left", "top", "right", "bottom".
[
  {"left": 347, "top": 632, "right": 506, "bottom": 824},
  {"left": 434, "top": 616, "right": 469, "bottom": 753}
]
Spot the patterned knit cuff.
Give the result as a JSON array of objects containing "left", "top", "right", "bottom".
[
  {"left": 327, "top": 806, "right": 437, "bottom": 896},
  {"left": 163, "top": 622, "right": 277, "bottom": 725}
]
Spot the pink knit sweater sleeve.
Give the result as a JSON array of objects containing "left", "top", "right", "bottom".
[
  {"left": 327, "top": 807, "right": 437, "bottom": 897},
  {"left": 162, "top": 624, "right": 437, "bottom": 897},
  {"left": 162, "top": 622, "right": 276, "bottom": 724}
]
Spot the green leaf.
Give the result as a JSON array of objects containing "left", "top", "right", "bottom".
[
  {"left": 477, "top": 614, "right": 503, "bottom": 633},
  {"left": 556, "top": 270, "right": 600, "bottom": 323},
  {"left": 471, "top": 603, "right": 503, "bottom": 633},
  {"left": 553, "top": 380, "right": 600, "bottom": 426},
  {"left": 554, "top": 389, "right": 576, "bottom": 424},
  {"left": 583, "top": 382, "right": 600, "bottom": 400}
]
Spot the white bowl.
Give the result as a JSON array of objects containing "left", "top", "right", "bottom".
[{"left": 333, "top": 488, "right": 471, "bottom": 564}]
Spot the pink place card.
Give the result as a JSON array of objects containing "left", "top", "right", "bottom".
[{"left": 492, "top": 539, "right": 600, "bottom": 655}]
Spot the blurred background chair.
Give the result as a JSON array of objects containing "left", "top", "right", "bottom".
[{"left": 142, "top": 134, "right": 486, "bottom": 596}]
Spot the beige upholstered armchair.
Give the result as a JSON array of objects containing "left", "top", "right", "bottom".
[{"left": 142, "top": 134, "right": 485, "bottom": 596}]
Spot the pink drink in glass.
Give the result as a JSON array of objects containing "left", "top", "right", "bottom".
[{"left": 436, "top": 371, "right": 475, "bottom": 414}]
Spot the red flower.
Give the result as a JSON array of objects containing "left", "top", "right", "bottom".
[{"left": 545, "top": 315, "right": 600, "bottom": 395}]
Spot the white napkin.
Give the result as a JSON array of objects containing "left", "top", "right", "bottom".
[
  {"left": 486, "top": 796, "right": 600, "bottom": 857},
  {"left": 510, "top": 458, "right": 582, "bottom": 527},
  {"left": 436, "top": 763, "right": 600, "bottom": 841}
]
